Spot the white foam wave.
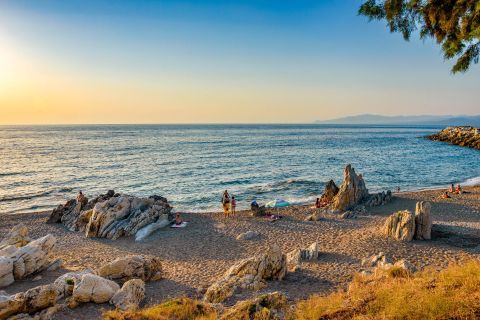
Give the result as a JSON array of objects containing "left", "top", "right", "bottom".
[{"left": 462, "top": 176, "right": 480, "bottom": 187}]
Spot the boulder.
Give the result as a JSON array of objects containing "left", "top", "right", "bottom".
[
  {"left": 414, "top": 201, "right": 432, "bottom": 240},
  {"left": 301, "top": 242, "right": 319, "bottom": 260},
  {"left": 84, "top": 194, "right": 172, "bottom": 239},
  {"left": 0, "top": 257, "right": 14, "bottom": 288},
  {"left": 286, "top": 249, "right": 301, "bottom": 271},
  {"left": 110, "top": 279, "right": 145, "bottom": 311},
  {"left": 322, "top": 180, "right": 339, "bottom": 202},
  {"left": 236, "top": 231, "right": 260, "bottom": 241},
  {"left": 1, "top": 234, "right": 57, "bottom": 288},
  {"left": 97, "top": 255, "right": 162, "bottom": 283},
  {"left": 204, "top": 245, "right": 287, "bottom": 303},
  {"left": 384, "top": 210, "right": 415, "bottom": 242},
  {"left": 361, "top": 252, "right": 392, "bottom": 268},
  {"left": 219, "top": 292, "right": 287, "bottom": 320},
  {"left": 71, "top": 273, "right": 120, "bottom": 304},
  {"left": 394, "top": 259, "right": 417, "bottom": 273},
  {"left": 331, "top": 165, "right": 369, "bottom": 211},
  {"left": 134, "top": 214, "right": 170, "bottom": 242},
  {"left": 0, "top": 224, "right": 31, "bottom": 250}
]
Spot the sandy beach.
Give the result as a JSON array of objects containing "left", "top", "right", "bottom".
[{"left": 1, "top": 186, "right": 480, "bottom": 319}]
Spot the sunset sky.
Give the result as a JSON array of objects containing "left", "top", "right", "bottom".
[{"left": 0, "top": 0, "right": 478, "bottom": 125}]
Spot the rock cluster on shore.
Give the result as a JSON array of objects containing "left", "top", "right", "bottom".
[
  {"left": 204, "top": 244, "right": 287, "bottom": 303},
  {"left": 48, "top": 190, "right": 173, "bottom": 240},
  {"left": 428, "top": 126, "right": 480, "bottom": 150},
  {"left": 384, "top": 201, "right": 432, "bottom": 242}
]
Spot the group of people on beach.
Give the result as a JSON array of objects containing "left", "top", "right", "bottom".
[
  {"left": 221, "top": 190, "right": 237, "bottom": 217},
  {"left": 442, "top": 183, "right": 463, "bottom": 199}
]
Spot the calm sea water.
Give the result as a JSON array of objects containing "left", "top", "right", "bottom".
[{"left": 0, "top": 125, "right": 479, "bottom": 214}]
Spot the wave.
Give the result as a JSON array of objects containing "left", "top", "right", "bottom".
[
  {"left": 0, "top": 190, "right": 53, "bottom": 203},
  {"left": 462, "top": 176, "right": 480, "bottom": 187}
]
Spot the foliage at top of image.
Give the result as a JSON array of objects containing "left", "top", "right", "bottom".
[{"left": 359, "top": 0, "right": 480, "bottom": 73}]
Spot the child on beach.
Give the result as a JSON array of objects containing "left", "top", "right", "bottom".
[{"left": 231, "top": 196, "right": 237, "bottom": 216}]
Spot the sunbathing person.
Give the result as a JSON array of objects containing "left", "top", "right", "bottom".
[
  {"left": 455, "top": 184, "right": 462, "bottom": 194},
  {"left": 441, "top": 191, "right": 451, "bottom": 199}
]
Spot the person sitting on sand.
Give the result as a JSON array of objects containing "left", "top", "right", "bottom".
[
  {"left": 441, "top": 191, "right": 451, "bottom": 199},
  {"left": 449, "top": 184, "right": 454, "bottom": 193},
  {"left": 174, "top": 212, "right": 183, "bottom": 225},
  {"left": 455, "top": 184, "right": 462, "bottom": 194},
  {"left": 315, "top": 197, "right": 321, "bottom": 208},
  {"left": 231, "top": 196, "right": 237, "bottom": 216},
  {"left": 222, "top": 190, "right": 230, "bottom": 217}
]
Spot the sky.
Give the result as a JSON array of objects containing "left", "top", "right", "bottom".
[{"left": 0, "top": 0, "right": 478, "bottom": 124}]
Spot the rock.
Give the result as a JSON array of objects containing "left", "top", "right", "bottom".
[
  {"left": 414, "top": 201, "right": 432, "bottom": 240},
  {"left": 301, "top": 242, "right": 319, "bottom": 260},
  {"left": 286, "top": 249, "right": 301, "bottom": 271},
  {"left": 304, "top": 213, "right": 322, "bottom": 221},
  {"left": 97, "top": 255, "right": 162, "bottom": 283},
  {"left": 134, "top": 215, "right": 170, "bottom": 242},
  {"left": 71, "top": 273, "right": 120, "bottom": 304},
  {"left": 428, "top": 126, "right": 480, "bottom": 150},
  {"left": 384, "top": 210, "right": 415, "bottom": 242},
  {"left": 322, "top": 180, "right": 339, "bottom": 202},
  {"left": 0, "top": 224, "right": 31, "bottom": 250},
  {"left": 32, "top": 275, "right": 42, "bottom": 281},
  {"left": 46, "top": 259, "right": 63, "bottom": 272},
  {"left": 53, "top": 270, "right": 94, "bottom": 299},
  {"left": 331, "top": 165, "right": 369, "bottom": 211},
  {"left": 0, "top": 284, "right": 60, "bottom": 320},
  {"left": 110, "top": 279, "right": 145, "bottom": 311},
  {"left": 236, "top": 231, "right": 260, "bottom": 241},
  {"left": 219, "top": 292, "right": 287, "bottom": 320},
  {"left": 361, "top": 252, "right": 392, "bottom": 268},
  {"left": 47, "top": 199, "right": 77, "bottom": 225},
  {"left": 340, "top": 211, "right": 356, "bottom": 219},
  {"left": 204, "top": 244, "right": 287, "bottom": 303},
  {"left": 394, "top": 259, "right": 416, "bottom": 273},
  {"left": 0, "top": 257, "right": 14, "bottom": 288},
  {"left": 364, "top": 190, "right": 392, "bottom": 207},
  {"left": 84, "top": 194, "right": 172, "bottom": 239}
]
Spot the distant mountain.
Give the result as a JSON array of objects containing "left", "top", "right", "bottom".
[{"left": 316, "top": 114, "right": 480, "bottom": 126}]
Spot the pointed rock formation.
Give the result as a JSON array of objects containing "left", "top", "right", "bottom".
[
  {"left": 414, "top": 201, "right": 432, "bottom": 240},
  {"left": 331, "top": 165, "right": 369, "bottom": 211}
]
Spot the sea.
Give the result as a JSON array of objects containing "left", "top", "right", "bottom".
[{"left": 0, "top": 124, "right": 479, "bottom": 215}]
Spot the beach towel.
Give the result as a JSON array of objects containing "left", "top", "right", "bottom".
[{"left": 171, "top": 222, "right": 188, "bottom": 228}]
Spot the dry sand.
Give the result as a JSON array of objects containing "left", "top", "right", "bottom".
[{"left": 1, "top": 186, "right": 479, "bottom": 319}]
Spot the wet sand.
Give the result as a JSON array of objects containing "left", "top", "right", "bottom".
[{"left": 1, "top": 186, "right": 479, "bottom": 319}]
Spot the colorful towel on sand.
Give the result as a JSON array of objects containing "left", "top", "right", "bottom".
[{"left": 171, "top": 222, "right": 188, "bottom": 228}]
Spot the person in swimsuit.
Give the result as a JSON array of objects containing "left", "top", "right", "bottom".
[
  {"left": 222, "top": 190, "right": 230, "bottom": 217},
  {"left": 231, "top": 196, "right": 237, "bottom": 216}
]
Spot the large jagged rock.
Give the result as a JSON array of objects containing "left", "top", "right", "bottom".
[
  {"left": 0, "top": 284, "right": 59, "bottom": 320},
  {"left": 71, "top": 273, "right": 120, "bottom": 305},
  {"left": 322, "top": 180, "right": 339, "bottom": 202},
  {"left": 428, "top": 126, "right": 480, "bottom": 150},
  {"left": 331, "top": 165, "right": 369, "bottom": 211},
  {"left": 414, "top": 201, "right": 432, "bottom": 240},
  {"left": 85, "top": 194, "right": 172, "bottom": 239},
  {"left": 0, "top": 234, "right": 57, "bottom": 288},
  {"left": 204, "top": 245, "right": 287, "bottom": 303},
  {"left": 97, "top": 255, "right": 163, "bottom": 283},
  {"left": 110, "top": 279, "right": 145, "bottom": 311},
  {"left": 0, "top": 224, "right": 31, "bottom": 250},
  {"left": 384, "top": 210, "right": 415, "bottom": 242}
]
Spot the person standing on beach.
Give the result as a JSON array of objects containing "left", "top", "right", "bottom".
[
  {"left": 231, "top": 196, "right": 237, "bottom": 216},
  {"left": 222, "top": 190, "right": 230, "bottom": 217}
]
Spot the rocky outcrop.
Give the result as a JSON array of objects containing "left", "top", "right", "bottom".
[
  {"left": 364, "top": 190, "right": 392, "bottom": 207},
  {"left": 384, "top": 201, "right": 433, "bottom": 242},
  {"left": 219, "top": 292, "right": 287, "bottom": 320},
  {"left": 360, "top": 253, "right": 416, "bottom": 277},
  {"left": 322, "top": 180, "right": 339, "bottom": 202},
  {"left": 286, "top": 242, "right": 319, "bottom": 271},
  {"left": 384, "top": 210, "right": 415, "bottom": 241},
  {"left": 49, "top": 191, "right": 173, "bottom": 240},
  {"left": 414, "top": 201, "right": 432, "bottom": 240},
  {"left": 428, "top": 126, "right": 480, "bottom": 150},
  {"left": 331, "top": 165, "right": 369, "bottom": 211},
  {"left": 97, "top": 255, "right": 163, "bottom": 283},
  {"left": 0, "top": 231, "right": 57, "bottom": 288},
  {"left": 204, "top": 245, "right": 287, "bottom": 303},
  {"left": 110, "top": 279, "right": 145, "bottom": 311},
  {"left": 70, "top": 273, "right": 120, "bottom": 305},
  {"left": 0, "top": 224, "right": 31, "bottom": 250}
]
